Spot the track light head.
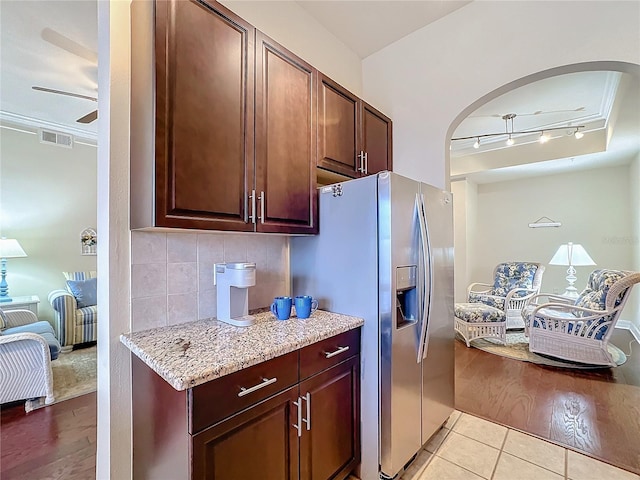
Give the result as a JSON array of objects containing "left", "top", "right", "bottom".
[
  {"left": 506, "top": 135, "right": 514, "bottom": 146},
  {"left": 539, "top": 132, "right": 550, "bottom": 143},
  {"left": 473, "top": 138, "right": 480, "bottom": 149},
  {"left": 574, "top": 129, "right": 584, "bottom": 139}
]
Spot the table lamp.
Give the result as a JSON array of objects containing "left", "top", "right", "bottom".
[
  {"left": 549, "top": 242, "right": 595, "bottom": 299},
  {"left": 0, "top": 238, "right": 28, "bottom": 302}
]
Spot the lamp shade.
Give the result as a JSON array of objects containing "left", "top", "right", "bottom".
[
  {"left": 0, "top": 238, "right": 27, "bottom": 258},
  {"left": 549, "top": 242, "right": 595, "bottom": 266}
]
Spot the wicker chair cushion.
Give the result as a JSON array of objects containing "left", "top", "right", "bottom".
[
  {"left": 574, "top": 269, "right": 627, "bottom": 315},
  {"left": 467, "top": 293, "right": 506, "bottom": 311},
  {"left": 455, "top": 303, "right": 506, "bottom": 323},
  {"left": 2, "top": 321, "right": 61, "bottom": 360},
  {"left": 492, "top": 262, "right": 538, "bottom": 298}
]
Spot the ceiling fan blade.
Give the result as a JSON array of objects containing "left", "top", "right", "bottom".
[
  {"left": 33, "top": 86, "right": 97, "bottom": 102},
  {"left": 77, "top": 110, "right": 98, "bottom": 124},
  {"left": 41, "top": 27, "right": 98, "bottom": 64}
]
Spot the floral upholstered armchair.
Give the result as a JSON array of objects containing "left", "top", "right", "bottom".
[
  {"left": 467, "top": 262, "right": 546, "bottom": 329},
  {"left": 48, "top": 271, "right": 97, "bottom": 351},
  {"left": 523, "top": 269, "right": 640, "bottom": 366}
]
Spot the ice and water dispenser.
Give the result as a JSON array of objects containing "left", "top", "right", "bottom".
[{"left": 396, "top": 265, "right": 418, "bottom": 328}]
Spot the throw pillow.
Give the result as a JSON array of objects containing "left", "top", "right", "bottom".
[
  {"left": 66, "top": 278, "right": 98, "bottom": 308},
  {"left": 0, "top": 308, "right": 6, "bottom": 330}
]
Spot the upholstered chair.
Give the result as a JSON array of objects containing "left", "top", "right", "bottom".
[
  {"left": 0, "top": 308, "right": 61, "bottom": 404},
  {"left": 48, "top": 271, "right": 97, "bottom": 351},
  {"left": 523, "top": 269, "right": 640, "bottom": 366},
  {"left": 467, "top": 262, "right": 546, "bottom": 329}
]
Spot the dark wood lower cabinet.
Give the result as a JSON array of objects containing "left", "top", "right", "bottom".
[
  {"left": 192, "top": 387, "right": 300, "bottom": 480},
  {"left": 300, "top": 356, "right": 360, "bottom": 480},
  {"left": 132, "top": 329, "right": 361, "bottom": 480}
]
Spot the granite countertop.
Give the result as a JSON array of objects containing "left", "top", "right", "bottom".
[{"left": 120, "top": 310, "right": 363, "bottom": 391}]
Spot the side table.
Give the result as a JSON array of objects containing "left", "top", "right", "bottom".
[{"left": 0, "top": 295, "right": 40, "bottom": 315}]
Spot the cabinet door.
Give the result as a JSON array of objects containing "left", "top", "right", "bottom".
[
  {"left": 155, "top": 0, "right": 254, "bottom": 230},
  {"left": 299, "top": 356, "right": 360, "bottom": 480},
  {"left": 192, "top": 386, "right": 300, "bottom": 480},
  {"left": 255, "top": 32, "right": 318, "bottom": 234},
  {"left": 362, "top": 102, "right": 392, "bottom": 176},
  {"left": 317, "top": 74, "right": 361, "bottom": 178}
]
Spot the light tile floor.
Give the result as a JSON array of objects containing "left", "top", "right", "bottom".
[{"left": 396, "top": 411, "right": 640, "bottom": 480}]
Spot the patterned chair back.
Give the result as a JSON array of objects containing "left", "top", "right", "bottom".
[
  {"left": 492, "top": 262, "right": 541, "bottom": 298},
  {"left": 574, "top": 269, "right": 628, "bottom": 315}
]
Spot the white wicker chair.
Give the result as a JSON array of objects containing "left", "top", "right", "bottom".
[
  {"left": 0, "top": 309, "right": 57, "bottom": 405},
  {"left": 468, "top": 262, "right": 546, "bottom": 329},
  {"left": 523, "top": 269, "right": 640, "bottom": 366}
]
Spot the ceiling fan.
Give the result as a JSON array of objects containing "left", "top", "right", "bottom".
[
  {"left": 31, "top": 86, "right": 97, "bottom": 123},
  {"left": 32, "top": 27, "right": 98, "bottom": 124}
]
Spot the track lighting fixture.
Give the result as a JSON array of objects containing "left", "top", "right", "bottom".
[{"left": 451, "top": 113, "right": 586, "bottom": 148}]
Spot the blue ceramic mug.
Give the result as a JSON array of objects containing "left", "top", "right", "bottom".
[
  {"left": 271, "top": 296, "right": 292, "bottom": 320},
  {"left": 294, "top": 295, "right": 318, "bottom": 319}
]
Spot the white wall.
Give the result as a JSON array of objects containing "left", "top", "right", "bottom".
[
  {"left": 471, "top": 165, "right": 635, "bottom": 320},
  {"left": 220, "top": 0, "right": 362, "bottom": 96},
  {"left": 362, "top": 1, "right": 640, "bottom": 190},
  {"left": 130, "top": 231, "right": 289, "bottom": 332},
  {"left": 0, "top": 127, "right": 97, "bottom": 324},
  {"left": 99, "top": 1, "right": 362, "bottom": 477},
  {"left": 629, "top": 155, "right": 640, "bottom": 326},
  {"left": 451, "top": 178, "right": 477, "bottom": 303}
]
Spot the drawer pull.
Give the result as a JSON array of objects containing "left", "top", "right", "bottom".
[
  {"left": 237, "top": 377, "right": 277, "bottom": 397},
  {"left": 324, "top": 345, "right": 350, "bottom": 359}
]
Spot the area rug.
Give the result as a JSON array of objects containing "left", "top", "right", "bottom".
[
  {"left": 25, "top": 345, "right": 97, "bottom": 412},
  {"left": 460, "top": 332, "right": 627, "bottom": 369}
]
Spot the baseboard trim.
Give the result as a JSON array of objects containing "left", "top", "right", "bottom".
[{"left": 616, "top": 320, "right": 640, "bottom": 343}]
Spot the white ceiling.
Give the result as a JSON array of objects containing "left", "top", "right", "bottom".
[
  {"left": 0, "top": 0, "right": 98, "bottom": 139},
  {"left": 295, "top": 0, "right": 471, "bottom": 59},
  {"left": 1, "top": 0, "right": 637, "bottom": 185}
]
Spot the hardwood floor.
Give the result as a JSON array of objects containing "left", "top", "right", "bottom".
[
  {"left": 455, "top": 328, "right": 640, "bottom": 475},
  {"left": 1, "top": 392, "right": 96, "bottom": 480},
  {"left": 2, "top": 330, "right": 638, "bottom": 478}
]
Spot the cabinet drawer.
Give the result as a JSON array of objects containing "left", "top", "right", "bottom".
[
  {"left": 190, "top": 350, "right": 299, "bottom": 433},
  {"left": 299, "top": 328, "right": 360, "bottom": 380}
]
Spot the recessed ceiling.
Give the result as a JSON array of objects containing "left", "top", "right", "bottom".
[{"left": 450, "top": 70, "right": 640, "bottom": 184}]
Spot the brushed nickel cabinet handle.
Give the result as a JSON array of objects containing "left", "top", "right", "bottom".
[
  {"left": 237, "top": 376, "right": 277, "bottom": 397},
  {"left": 249, "top": 189, "right": 256, "bottom": 224},
  {"left": 293, "top": 397, "right": 302, "bottom": 437},
  {"left": 258, "top": 191, "right": 265, "bottom": 224},
  {"left": 324, "top": 345, "right": 350, "bottom": 358},
  {"left": 302, "top": 392, "right": 311, "bottom": 431},
  {"left": 364, "top": 152, "right": 368, "bottom": 175}
]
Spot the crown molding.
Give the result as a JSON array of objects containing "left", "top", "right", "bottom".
[{"left": 0, "top": 110, "right": 97, "bottom": 144}]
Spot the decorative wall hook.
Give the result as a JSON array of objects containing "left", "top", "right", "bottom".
[{"left": 528, "top": 216, "right": 562, "bottom": 228}]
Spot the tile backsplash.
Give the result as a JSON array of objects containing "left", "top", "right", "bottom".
[{"left": 131, "top": 231, "right": 289, "bottom": 332}]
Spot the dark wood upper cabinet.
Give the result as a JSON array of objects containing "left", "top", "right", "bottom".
[
  {"left": 154, "top": 0, "right": 255, "bottom": 230},
  {"left": 317, "top": 74, "right": 361, "bottom": 178},
  {"left": 362, "top": 102, "right": 393, "bottom": 176},
  {"left": 255, "top": 32, "right": 318, "bottom": 234},
  {"left": 317, "top": 74, "right": 392, "bottom": 179},
  {"left": 135, "top": 0, "right": 318, "bottom": 233}
]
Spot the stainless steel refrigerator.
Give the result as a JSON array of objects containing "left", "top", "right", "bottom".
[{"left": 291, "top": 171, "right": 455, "bottom": 480}]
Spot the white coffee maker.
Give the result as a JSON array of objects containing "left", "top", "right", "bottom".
[{"left": 213, "top": 262, "right": 256, "bottom": 326}]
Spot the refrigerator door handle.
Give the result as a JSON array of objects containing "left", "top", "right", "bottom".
[{"left": 416, "top": 193, "right": 433, "bottom": 362}]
